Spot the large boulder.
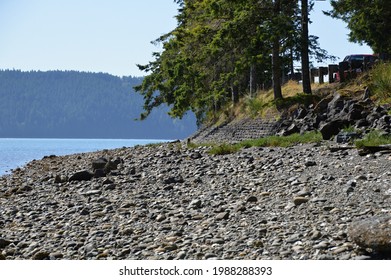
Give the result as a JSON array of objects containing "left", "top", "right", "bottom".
[
  {"left": 69, "top": 170, "right": 93, "bottom": 182},
  {"left": 348, "top": 214, "right": 391, "bottom": 253},
  {"left": 319, "top": 119, "right": 349, "bottom": 140},
  {"left": 92, "top": 158, "right": 108, "bottom": 170}
]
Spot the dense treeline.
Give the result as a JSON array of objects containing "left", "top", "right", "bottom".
[
  {"left": 135, "top": 0, "right": 333, "bottom": 123},
  {"left": 0, "top": 70, "right": 196, "bottom": 139},
  {"left": 327, "top": 0, "right": 391, "bottom": 60},
  {"left": 135, "top": 0, "right": 390, "bottom": 124}
]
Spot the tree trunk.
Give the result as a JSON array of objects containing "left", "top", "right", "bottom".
[
  {"left": 249, "top": 64, "right": 256, "bottom": 97},
  {"left": 272, "top": 0, "right": 283, "bottom": 100},
  {"left": 231, "top": 84, "right": 239, "bottom": 104},
  {"left": 272, "top": 38, "right": 283, "bottom": 100},
  {"left": 290, "top": 47, "right": 295, "bottom": 79},
  {"left": 301, "top": 0, "right": 312, "bottom": 94}
]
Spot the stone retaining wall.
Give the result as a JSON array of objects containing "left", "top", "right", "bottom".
[{"left": 190, "top": 118, "right": 278, "bottom": 143}]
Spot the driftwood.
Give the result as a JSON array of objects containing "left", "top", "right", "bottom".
[
  {"left": 328, "top": 144, "right": 391, "bottom": 155},
  {"left": 328, "top": 145, "right": 356, "bottom": 152},
  {"left": 358, "top": 145, "right": 391, "bottom": 156}
]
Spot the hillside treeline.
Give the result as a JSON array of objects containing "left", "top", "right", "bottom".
[
  {"left": 0, "top": 70, "right": 196, "bottom": 139},
  {"left": 135, "top": 0, "right": 390, "bottom": 123},
  {"left": 135, "top": 0, "right": 334, "bottom": 122}
]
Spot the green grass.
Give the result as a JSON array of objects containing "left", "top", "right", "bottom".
[
  {"left": 208, "top": 131, "right": 322, "bottom": 155},
  {"left": 244, "top": 96, "right": 269, "bottom": 117},
  {"left": 370, "top": 62, "right": 391, "bottom": 101},
  {"left": 354, "top": 130, "right": 391, "bottom": 148},
  {"left": 208, "top": 143, "right": 241, "bottom": 155},
  {"left": 341, "top": 124, "right": 360, "bottom": 133}
]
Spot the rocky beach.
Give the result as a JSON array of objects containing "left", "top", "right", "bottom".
[{"left": 1, "top": 138, "right": 390, "bottom": 260}]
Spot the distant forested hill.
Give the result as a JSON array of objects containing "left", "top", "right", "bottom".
[{"left": 0, "top": 70, "right": 197, "bottom": 139}]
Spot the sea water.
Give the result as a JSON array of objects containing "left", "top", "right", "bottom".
[{"left": 0, "top": 138, "right": 169, "bottom": 176}]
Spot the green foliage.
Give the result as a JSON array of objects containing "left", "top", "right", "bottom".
[
  {"left": 328, "top": 0, "right": 391, "bottom": 57},
  {"left": 240, "top": 131, "right": 322, "bottom": 148},
  {"left": 208, "top": 131, "right": 322, "bottom": 155},
  {"left": 355, "top": 130, "right": 391, "bottom": 148},
  {"left": 341, "top": 125, "right": 358, "bottom": 133},
  {"left": 369, "top": 63, "right": 391, "bottom": 100},
  {"left": 209, "top": 143, "right": 241, "bottom": 155},
  {"left": 244, "top": 96, "right": 269, "bottom": 117},
  {"left": 135, "top": 0, "right": 331, "bottom": 123}
]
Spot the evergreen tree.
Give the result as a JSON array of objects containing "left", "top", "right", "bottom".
[
  {"left": 135, "top": 0, "right": 331, "bottom": 123},
  {"left": 327, "top": 0, "right": 391, "bottom": 59}
]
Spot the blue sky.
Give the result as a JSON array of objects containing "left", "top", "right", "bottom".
[{"left": 0, "top": 0, "right": 372, "bottom": 77}]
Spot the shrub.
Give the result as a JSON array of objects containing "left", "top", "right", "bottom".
[
  {"left": 370, "top": 63, "right": 391, "bottom": 100},
  {"left": 355, "top": 130, "right": 391, "bottom": 148},
  {"left": 208, "top": 143, "right": 240, "bottom": 155}
]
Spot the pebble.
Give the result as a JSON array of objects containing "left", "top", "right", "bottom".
[
  {"left": 215, "top": 212, "right": 229, "bottom": 220},
  {"left": 0, "top": 142, "right": 390, "bottom": 260},
  {"left": 293, "top": 197, "right": 310, "bottom": 206}
]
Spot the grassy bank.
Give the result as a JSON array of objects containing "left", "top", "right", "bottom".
[
  {"left": 355, "top": 130, "right": 391, "bottom": 148},
  {"left": 206, "top": 131, "right": 322, "bottom": 155}
]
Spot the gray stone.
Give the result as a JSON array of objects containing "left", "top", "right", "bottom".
[
  {"left": 0, "top": 238, "right": 11, "bottom": 249},
  {"left": 246, "top": 196, "right": 258, "bottom": 203},
  {"left": 69, "top": 170, "right": 93, "bottom": 182},
  {"left": 336, "top": 132, "right": 361, "bottom": 144},
  {"left": 304, "top": 160, "right": 317, "bottom": 167},
  {"left": 54, "top": 174, "right": 67, "bottom": 183},
  {"left": 176, "top": 251, "right": 187, "bottom": 259},
  {"left": 190, "top": 152, "right": 202, "bottom": 159},
  {"left": 310, "top": 230, "right": 322, "bottom": 240},
  {"left": 82, "top": 190, "right": 102, "bottom": 196},
  {"left": 92, "top": 158, "right": 107, "bottom": 170},
  {"left": 156, "top": 214, "right": 166, "bottom": 222},
  {"left": 80, "top": 208, "right": 90, "bottom": 216},
  {"left": 384, "top": 189, "right": 391, "bottom": 199},
  {"left": 348, "top": 214, "right": 391, "bottom": 253},
  {"left": 293, "top": 197, "right": 310, "bottom": 206},
  {"left": 215, "top": 212, "right": 229, "bottom": 220},
  {"left": 205, "top": 253, "right": 218, "bottom": 259},
  {"left": 163, "top": 175, "right": 184, "bottom": 184},
  {"left": 189, "top": 199, "right": 202, "bottom": 209},
  {"left": 319, "top": 119, "right": 348, "bottom": 140},
  {"left": 32, "top": 251, "right": 50, "bottom": 260},
  {"left": 49, "top": 252, "right": 64, "bottom": 259},
  {"left": 104, "top": 159, "right": 120, "bottom": 174},
  {"left": 94, "top": 169, "right": 106, "bottom": 178}
]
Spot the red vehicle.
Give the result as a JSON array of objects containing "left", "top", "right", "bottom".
[{"left": 334, "top": 54, "right": 378, "bottom": 82}]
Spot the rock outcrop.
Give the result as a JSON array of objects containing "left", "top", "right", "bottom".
[{"left": 191, "top": 93, "right": 390, "bottom": 144}]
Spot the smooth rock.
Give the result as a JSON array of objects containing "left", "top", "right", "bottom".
[
  {"left": 69, "top": 170, "right": 93, "bottom": 182},
  {"left": 92, "top": 158, "right": 108, "bottom": 170},
  {"left": 215, "top": 212, "right": 229, "bottom": 220},
  {"left": 348, "top": 214, "right": 391, "bottom": 253},
  {"left": 0, "top": 238, "right": 11, "bottom": 249},
  {"left": 246, "top": 196, "right": 258, "bottom": 203},
  {"left": 32, "top": 251, "right": 50, "bottom": 260},
  {"left": 293, "top": 197, "right": 310, "bottom": 206}
]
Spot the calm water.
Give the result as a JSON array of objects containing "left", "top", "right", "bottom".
[{"left": 0, "top": 138, "right": 169, "bottom": 176}]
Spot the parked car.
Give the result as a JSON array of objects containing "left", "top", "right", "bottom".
[{"left": 334, "top": 54, "right": 379, "bottom": 82}]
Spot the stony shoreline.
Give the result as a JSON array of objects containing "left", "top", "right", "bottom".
[{"left": 1, "top": 140, "right": 390, "bottom": 260}]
